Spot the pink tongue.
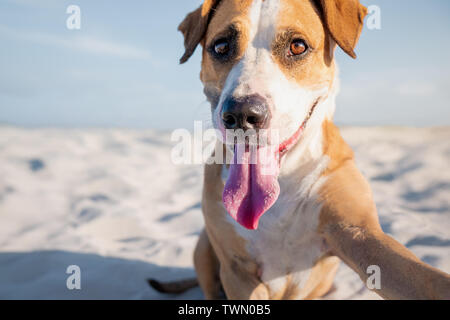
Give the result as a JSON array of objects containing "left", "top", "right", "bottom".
[{"left": 223, "top": 145, "right": 280, "bottom": 230}]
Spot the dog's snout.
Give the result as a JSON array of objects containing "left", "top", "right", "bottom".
[{"left": 221, "top": 95, "right": 270, "bottom": 130}]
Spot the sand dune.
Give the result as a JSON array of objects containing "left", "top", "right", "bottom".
[{"left": 0, "top": 126, "right": 449, "bottom": 299}]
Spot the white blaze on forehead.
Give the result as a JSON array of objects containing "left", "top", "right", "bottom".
[
  {"left": 213, "top": 0, "right": 281, "bottom": 130},
  {"left": 249, "top": 0, "right": 280, "bottom": 48},
  {"left": 236, "top": 0, "right": 280, "bottom": 95},
  {"left": 218, "top": 0, "right": 280, "bottom": 100}
]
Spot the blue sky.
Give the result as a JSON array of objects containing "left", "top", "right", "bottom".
[{"left": 0, "top": 0, "right": 449, "bottom": 130}]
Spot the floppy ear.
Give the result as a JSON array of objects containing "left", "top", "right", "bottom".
[
  {"left": 178, "top": 0, "right": 221, "bottom": 64},
  {"left": 316, "top": 0, "right": 367, "bottom": 59}
]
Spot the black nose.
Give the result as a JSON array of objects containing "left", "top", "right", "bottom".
[{"left": 221, "top": 95, "right": 270, "bottom": 130}]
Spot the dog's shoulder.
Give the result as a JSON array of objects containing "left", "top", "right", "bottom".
[
  {"left": 321, "top": 120, "right": 355, "bottom": 175},
  {"left": 318, "top": 120, "right": 380, "bottom": 236}
]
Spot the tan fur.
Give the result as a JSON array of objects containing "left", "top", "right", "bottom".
[
  {"left": 200, "top": 0, "right": 254, "bottom": 92},
  {"left": 303, "top": 254, "right": 340, "bottom": 299},
  {"left": 316, "top": 0, "right": 367, "bottom": 58},
  {"left": 193, "top": 229, "right": 222, "bottom": 299},
  {"left": 274, "top": 0, "right": 336, "bottom": 89},
  {"left": 178, "top": 0, "right": 222, "bottom": 63}
]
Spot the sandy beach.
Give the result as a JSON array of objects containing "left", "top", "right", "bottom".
[{"left": 0, "top": 126, "right": 448, "bottom": 300}]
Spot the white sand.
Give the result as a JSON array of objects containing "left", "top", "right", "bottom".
[{"left": 0, "top": 126, "right": 448, "bottom": 300}]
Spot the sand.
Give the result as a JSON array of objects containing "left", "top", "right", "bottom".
[{"left": 0, "top": 126, "right": 448, "bottom": 299}]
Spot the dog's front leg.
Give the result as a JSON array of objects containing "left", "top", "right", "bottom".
[
  {"left": 319, "top": 161, "right": 450, "bottom": 300},
  {"left": 194, "top": 229, "right": 222, "bottom": 299},
  {"left": 324, "top": 223, "right": 450, "bottom": 300}
]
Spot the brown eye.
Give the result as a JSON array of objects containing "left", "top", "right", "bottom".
[
  {"left": 289, "top": 39, "right": 307, "bottom": 56},
  {"left": 214, "top": 40, "right": 229, "bottom": 55}
]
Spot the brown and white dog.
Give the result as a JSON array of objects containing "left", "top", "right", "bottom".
[{"left": 151, "top": 0, "right": 450, "bottom": 300}]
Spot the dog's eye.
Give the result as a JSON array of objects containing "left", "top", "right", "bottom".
[
  {"left": 214, "top": 39, "right": 230, "bottom": 56},
  {"left": 289, "top": 39, "right": 307, "bottom": 56}
]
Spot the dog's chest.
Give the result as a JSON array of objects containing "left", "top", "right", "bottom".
[
  {"left": 229, "top": 188, "right": 326, "bottom": 298},
  {"left": 218, "top": 153, "right": 330, "bottom": 298}
]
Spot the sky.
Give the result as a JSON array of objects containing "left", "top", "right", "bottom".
[{"left": 0, "top": 0, "right": 449, "bottom": 130}]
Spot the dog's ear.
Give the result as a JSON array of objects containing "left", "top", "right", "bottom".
[
  {"left": 316, "top": 0, "right": 367, "bottom": 59},
  {"left": 178, "top": 0, "right": 221, "bottom": 64}
]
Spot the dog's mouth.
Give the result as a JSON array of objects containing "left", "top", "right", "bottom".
[
  {"left": 278, "top": 98, "right": 319, "bottom": 158},
  {"left": 222, "top": 99, "right": 319, "bottom": 230}
]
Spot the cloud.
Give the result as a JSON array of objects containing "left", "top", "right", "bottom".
[
  {"left": 394, "top": 82, "right": 437, "bottom": 97},
  {"left": 336, "top": 68, "right": 450, "bottom": 126},
  {"left": 340, "top": 67, "right": 448, "bottom": 101},
  {"left": 0, "top": 24, "right": 152, "bottom": 61},
  {"left": 67, "top": 35, "right": 152, "bottom": 60}
]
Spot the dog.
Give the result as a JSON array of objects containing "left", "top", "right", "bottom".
[{"left": 150, "top": 0, "right": 450, "bottom": 299}]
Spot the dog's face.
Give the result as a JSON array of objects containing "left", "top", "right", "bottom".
[
  {"left": 180, "top": 0, "right": 366, "bottom": 146},
  {"left": 202, "top": 0, "right": 334, "bottom": 145},
  {"left": 179, "top": 0, "right": 367, "bottom": 230}
]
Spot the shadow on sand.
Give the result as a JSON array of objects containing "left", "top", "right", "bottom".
[{"left": 0, "top": 250, "right": 202, "bottom": 300}]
